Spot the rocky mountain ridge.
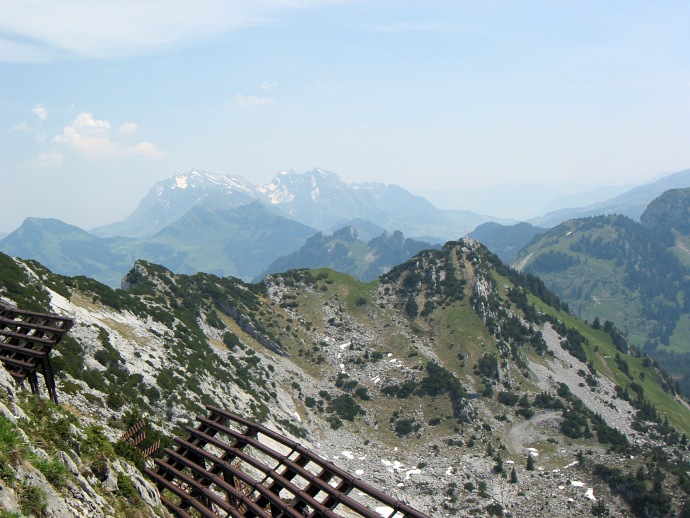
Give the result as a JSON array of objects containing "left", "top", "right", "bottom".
[{"left": 0, "top": 241, "right": 688, "bottom": 516}]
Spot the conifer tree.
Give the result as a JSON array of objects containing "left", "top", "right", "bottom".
[
  {"left": 526, "top": 452, "right": 535, "bottom": 471},
  {"left": 493, "top": 453, "right": 503, "bottom": 474}
]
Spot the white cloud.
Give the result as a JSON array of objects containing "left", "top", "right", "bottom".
[
  {"left": 0, "top": 37, "right": 60, "bottom": 63},
  {"left": 53, "top": 112, "right": 165, "bottom": 159},
  {"left": 10, "top": 121, "right": 30, "bottom": 132},
  {"left": 72, "top": 112, "right": 111, "bottom": 134},
  {"left": 126, "top": 141, "right": 166, "bottom": 159},
  {"left": 10, "top": 105, "right": 48, "bottom": 143},
  {"left": 33, "top": 151, "right": 64, "bottom": 167},
  {"left": 234, "top": 94, "right": 275, "bottom": 107},
  {"left": 0, "top": 1, "right": 348, "bottom": 61},
  {"left": 118, "top": 122, "right": 138, "bottom": 135},
  {"left": 260, "top": 80, "right": 278, "bottom": 90},
  {"left": 32, "top": 104, "right": 47, "bottom": 121}
]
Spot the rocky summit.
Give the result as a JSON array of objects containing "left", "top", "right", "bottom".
[{"left": 0, "top": 240, "right": 688, "bottom": 517}]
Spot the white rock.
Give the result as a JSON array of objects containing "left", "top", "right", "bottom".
[
  {"left": 103, "top": 470, "right": 118, "bottom": 493},
  {"left": 56, "top": 451, "right": 79, "bottom": 476},
  {"left": 112, "top": 459, "right": 161, "bottom": 509},
  {"left": 405, "top": 469, "right": 421, "bottom": 479}
]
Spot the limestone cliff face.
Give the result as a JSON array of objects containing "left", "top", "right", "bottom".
[{"left": 640, "top": 187, "right": 690, "bottom": 236}]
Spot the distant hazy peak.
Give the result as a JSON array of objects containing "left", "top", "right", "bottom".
[
  {"left": 332, "top": 225, "right": 358, "bottom": 241},
  {"left": 266, "top": 167, "right": 340, "bottom": 185}
]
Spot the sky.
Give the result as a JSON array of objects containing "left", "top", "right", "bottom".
[{"left": 1, "top": 0, "right": 690, "bottom": 231}]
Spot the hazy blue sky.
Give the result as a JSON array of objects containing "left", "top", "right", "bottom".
[{"left": 2, "top": 1, "right": 690, "bottom": 231}]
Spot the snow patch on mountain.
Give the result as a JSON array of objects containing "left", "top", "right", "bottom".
[
  {"left": 174, "top": 175, "right": 188, "bottom": 189},
  {"left": 170, "top": 169, "right": 254, "bottom": 193}
]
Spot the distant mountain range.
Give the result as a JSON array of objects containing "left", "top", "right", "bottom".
[
  {"left": 93, "top": 171, "right": 257, "bottom": 239},
  {"left": 466, "top": 168, "right": 690, "bottom": 262},
  {"left": 468, "top": 222, "right": 548, "bottom": 264},
  {"left": 92, "top": 168, "right": 507, "bottom": 241},
  {"left": 1, "top": 169, "right": 506, "bottom": 286},
  {"left": 528, "top": 168, "right": 690, "bottom": 228},
  {"left": 261, "top": 226, "right": 439, "bottom": 282},
  {"left": 4, "top": 166, "right": 690, "bottom": 290},
  {"left": 0, "top": 203, "right": 317, "bottom": 286}
]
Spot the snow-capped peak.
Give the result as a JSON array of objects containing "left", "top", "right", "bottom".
[{"left": 169, "top": 169, "right": 254, "bottom": 193}]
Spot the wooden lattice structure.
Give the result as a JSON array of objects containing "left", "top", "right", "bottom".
[
  {"left": 0, "top": 302, "right": 74, "bottom": 404},
  {"left": 147, "top": 405, "right": 429, "bottom": 518},
  {"left": 120, "top": 419, "right": 160, "bottom": 459}
]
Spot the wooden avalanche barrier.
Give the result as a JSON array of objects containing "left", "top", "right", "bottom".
[
  {"left": 0, "top": 302, "right": 74, "bottom": 404},
  {"left": 147, "top": 405, "right": 429, "bottom": 518}
]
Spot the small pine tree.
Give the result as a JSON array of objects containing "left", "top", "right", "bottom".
[
  {"left": 486, "top": 443, "right": 494, "bottom": 457},
  {"left": 493, "top": 453, "right": 503, "bottom": 474},
  {"left": 510, "top": 467, "right": 518, "bottom": 483},
  {"left": 526, "top": 452, "right": 535, "bottom": 471}
]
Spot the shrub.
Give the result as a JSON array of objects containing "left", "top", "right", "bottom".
[
  {"left": 19, "top": 483, "right": 47, "bottom": 516},
  {"left": 477, "top": 353, "right": 499, "bottom": 380},
  {"left": 327, "top": 416, "right": 343, "bottom": 430},
  {"left": 486, "top": 502, "right": 504, "bottom": 516},
  {"left": 0, "top": 417, "right": 22, "bottom": 463},
  {"left": 516, "top": 406, "right": 535, "bottom": 419},
  {"left": 327, "top": 395, "right": 363, "bottom": 421},
  {"left": 354, "top": 386, "right": 370, "bottom": 400},
  {"left": 33, "top": 456, "right": 70, "bottom": 488},
  {"left": 117, "top": 474, "right": 139, "bottom": 503},
  {"left": 394, "top": 418, "right": 420, "bottom": 437},
  {"left": 382, "top": 380, "right": 416, "bottom": 399},
  {"left": 497, "top": 392, "right": 519, "bottom": 406}
]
